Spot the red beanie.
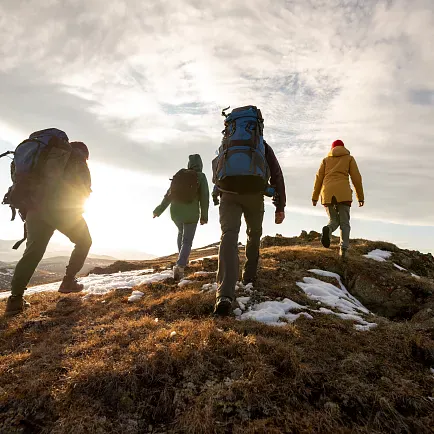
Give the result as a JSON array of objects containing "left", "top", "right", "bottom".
[{"left": 332, "top": 139, "right": 344, "bottom": 149}]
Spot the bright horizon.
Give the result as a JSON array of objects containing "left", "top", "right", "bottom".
[{"left": 1, "top": 0, "right": 433, "bottom": 258}]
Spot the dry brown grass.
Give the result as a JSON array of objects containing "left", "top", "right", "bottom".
[{"left": 1, "top": 243, "right": 433, "bottom": 433}]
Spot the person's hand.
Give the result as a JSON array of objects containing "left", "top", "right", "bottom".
[
  {"left": 312, "top": 200, "right": 318, "bottom": 207},
  {"left": 213, "top": 196, "right": 220, "bottom": 206},
  {"left": 275, "top": 211, "right": 285, "bottom": 224},
  {"left": 153, "top": 213, "right": 158, "bottom": 219},
  {"left": 359, "top": 201, "right": 365, "bottom": 207},
  {"left": 200, "top": 219, "right": 208, "bottom": 225}
]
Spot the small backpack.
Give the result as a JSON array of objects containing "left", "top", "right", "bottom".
[
  {"left": 1, "top": 128, "right": 71, "bottom": 248},
  {"left": 169, "top": 169, "right": 199, "bottom": 203}
]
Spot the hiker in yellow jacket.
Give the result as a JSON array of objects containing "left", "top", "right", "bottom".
[{"left": 312, "top": 140, "right": 364, "bottom": 259}]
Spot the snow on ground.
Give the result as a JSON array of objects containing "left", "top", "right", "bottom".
[
  {"left": 238, "top": 298, "right": 312, "bottom": 327},
  {"left": 202, "top": 282, "right": 218, "bottom": 293},
  {"left": 411, "top": 273, "right": 421, "bottom": 279},
  {"left": 127, "top": 290, "right": 144, "bottom": 302},
  {"left": 0, "top": 268, "right": 171, "bottom": 300},
  {"left": 363, "top": 249, "right": 392, "bottom": 262},
  {"left": 178, "top": 279, "right": 193, "bottom": 288},
  {"left": 394, "top": 263, "right": 407, "bottom": 271},
  {"left": 236, "top": 269, "right": 376, "bottom": 331}
]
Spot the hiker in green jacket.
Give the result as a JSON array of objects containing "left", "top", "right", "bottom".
[{"left": 153, "top": 154, "right": 209, "bottom": 281}]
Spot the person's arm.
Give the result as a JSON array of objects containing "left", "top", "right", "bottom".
[
  {"left": 265, "top": 144, "right": 286, "bottom": 212},
  {"left": 199, "top": 173, "right": 210, "bottom": 224},
  {"left": 153, "top": 189, "right": 171, "bottom": 217},
  {"left": 312, "top": 159, "right": 326, "bottom": 205},
  {"left": 349, "top": 157, "right": 365, "bottom": 204}
]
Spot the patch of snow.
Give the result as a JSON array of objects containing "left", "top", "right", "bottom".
[
  {"left": 128, "top": 290, "right": 144, "bottom": 302},
  {"left": 178, "top": 279, "right": 193, "bottom": 288},
  {"left": 202, "top": 282, "right": 218, "bottom": 293},
  {"left": 233, "top": 308, "right": 242, "bottom": 316},
  {"left": 363, "top": 249, "right": 392, "bottom": 262},
  {"left": 236, "top": 296, "right": 250, "bottom": 311},
  {"left": 238, "top": 298, "right": 308, "bottom": 325},
  {"left": 299, "top": 275, "right": 370, "bottom": 315},
  {"left": 430, "top": 368, "right": 434, "bottom": 376},
  {"left": 393, "top": 263, "right": 407, "bottom": 271},
  {"left": 354, "top": 323, "right": 378, "bottom": 332},
  {"left": 170, "top": 331, "right": 177, "bottom": 337},
  {"left": 0, "top": 268, "right": 171, "bottom": 300},
  {"left": 411, "top": 273, "right": 421, "bottom": 279},
  {"left": 236, "top": 282, "right": 254, "bottom": 291}
]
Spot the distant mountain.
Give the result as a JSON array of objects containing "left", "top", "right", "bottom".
[{"left": 0, "top": 239, "right": 155, "bottom": 262}]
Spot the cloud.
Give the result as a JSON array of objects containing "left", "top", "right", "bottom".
[{"left": 0, "top": 0, "right": 433, "bottom": 228}]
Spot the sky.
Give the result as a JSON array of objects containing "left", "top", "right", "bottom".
[{"left": 0, "top": 0, "right": 433, "bottom": 258}]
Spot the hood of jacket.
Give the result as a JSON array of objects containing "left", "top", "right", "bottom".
[
  {"left": 188, "top": 154, "right": 203, "bottom": 172},
  {"left": 328, "top": 146, "right": 350, "bottom": 158}
]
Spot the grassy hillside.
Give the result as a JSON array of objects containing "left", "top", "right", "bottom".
[{"left": 0, "top": 235, "right": 433, "bottom": 433}]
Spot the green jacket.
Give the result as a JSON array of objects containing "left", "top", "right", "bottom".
[{"left": 153, "top": 154, "right": 209, "bottom": 224}]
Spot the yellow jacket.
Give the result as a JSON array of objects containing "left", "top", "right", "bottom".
[{"left": 312, "top": 146, "right": 364, "bottom": 204}]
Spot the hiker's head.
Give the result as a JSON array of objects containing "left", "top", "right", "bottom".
[
  {"left": 70, "top": 142, "right": 89, "bottom": 160},
  {"left": 331, "top": 140, "right": 345, "bottom": 149},
  {"left": 188, "top": 154, "right": 203, "bottom": 172}
]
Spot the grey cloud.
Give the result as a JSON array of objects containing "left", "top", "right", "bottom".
[{"left": 0, "top": 0, "right": 433, "bottom": 228}]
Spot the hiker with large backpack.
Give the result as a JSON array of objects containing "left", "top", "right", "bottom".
[
  {"left": 153, "top": 154, "right": 209, "bottom": 281},
  {"left": 212, "top": 106, "right": 286, "bottom": 316},
  {"left": 1, "top": 129, "right": 92, "bottom": 316},
  {"left": 312, "top": 139, "right": 365, "bottom": 260}
]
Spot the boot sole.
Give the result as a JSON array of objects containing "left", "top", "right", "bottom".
[
  {"left": 58, "top": 288, "right": 84, "bottom": 294},
  {"left": 321, "top": 226, "right": 331, "bottom": 248}
]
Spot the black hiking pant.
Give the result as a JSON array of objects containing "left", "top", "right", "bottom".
[
  {"left": 217, "top": 193, "right": 264, "bottom": 301},
  {"left": 11, "top": 209, "right": 92, "bottom": 296}
]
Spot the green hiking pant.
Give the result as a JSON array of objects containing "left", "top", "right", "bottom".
[
  {"left": 217, "top": 193, "right": 264, "bottom": 301},
  {"left": 11, "top": 209, "right": 92, "bottom": 296},
  {"left": 326, "top": 203, "right": 351, "bottom": 249}
]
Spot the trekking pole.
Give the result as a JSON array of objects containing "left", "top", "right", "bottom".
[{"left": 0, "top": 151, "right": 14, "bottom": 159}]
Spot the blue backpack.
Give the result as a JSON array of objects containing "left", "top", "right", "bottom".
[
  {"left": 2, "top": 128, "right": 71, "bottom": 247},
  {"left": 214, "top": 106, "right": 269, "bottom": 192}
]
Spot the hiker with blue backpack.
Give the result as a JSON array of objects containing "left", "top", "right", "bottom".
[
  {"left": 1, "top": 129, "right": 92, "bottom": 316},
  {"left": 212, "top": 106, "right": 286, "bottom": 316},
  {"left": 153, "top": 154, "right": 210, "bottom": 281}
]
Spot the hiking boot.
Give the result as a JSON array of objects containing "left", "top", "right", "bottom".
[
  {"left": 321, "top": 226, "right": 331, "bottom": 248},
  {"left": 5, "top": 295, "right": 30, "bottom": 317},
  {"left": 58, "top": 277, "right": 84, "bottom": 294},
  {"left": 213, "top": 296, "right": 233, "bottom": 317},
  {"left": 173, "top": 266, "right": 184, "bottom": 282},
  {"left": 340, "top": 247, "right": 348, "bottom": 261}
]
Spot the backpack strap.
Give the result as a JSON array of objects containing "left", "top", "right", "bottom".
[
  {"left": 0, "top": 151, "right": 14, "bottom": 159},
  {"left": 12, "top": 222, "right": 27, "bottom": 250}
]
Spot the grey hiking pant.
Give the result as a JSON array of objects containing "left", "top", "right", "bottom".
[
  {"left": 11, "top": 209, "right": 92, "bottom": 296},
  {"left": 175, "top": 222, "right": 197, "bottom": 267},
  {"left": 217, "top": 193, "right": 264, "bottom": 301},
  {"left": 326, "top": 204, "right": 351, "bottom": 249}
]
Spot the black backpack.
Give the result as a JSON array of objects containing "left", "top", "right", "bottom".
[{"left": 169, "top": 169, "right": 199, "bottom": 203}]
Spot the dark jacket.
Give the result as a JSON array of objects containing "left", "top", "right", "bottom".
[
  {"left": 213, "top": 142, "right": 286, "bottom": 212},
  {"left": 154, "top": 154, "right": 210, "bottom": 224},
  {"left": 265, "top": 142, "right": 286, "bottom": 212}
]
